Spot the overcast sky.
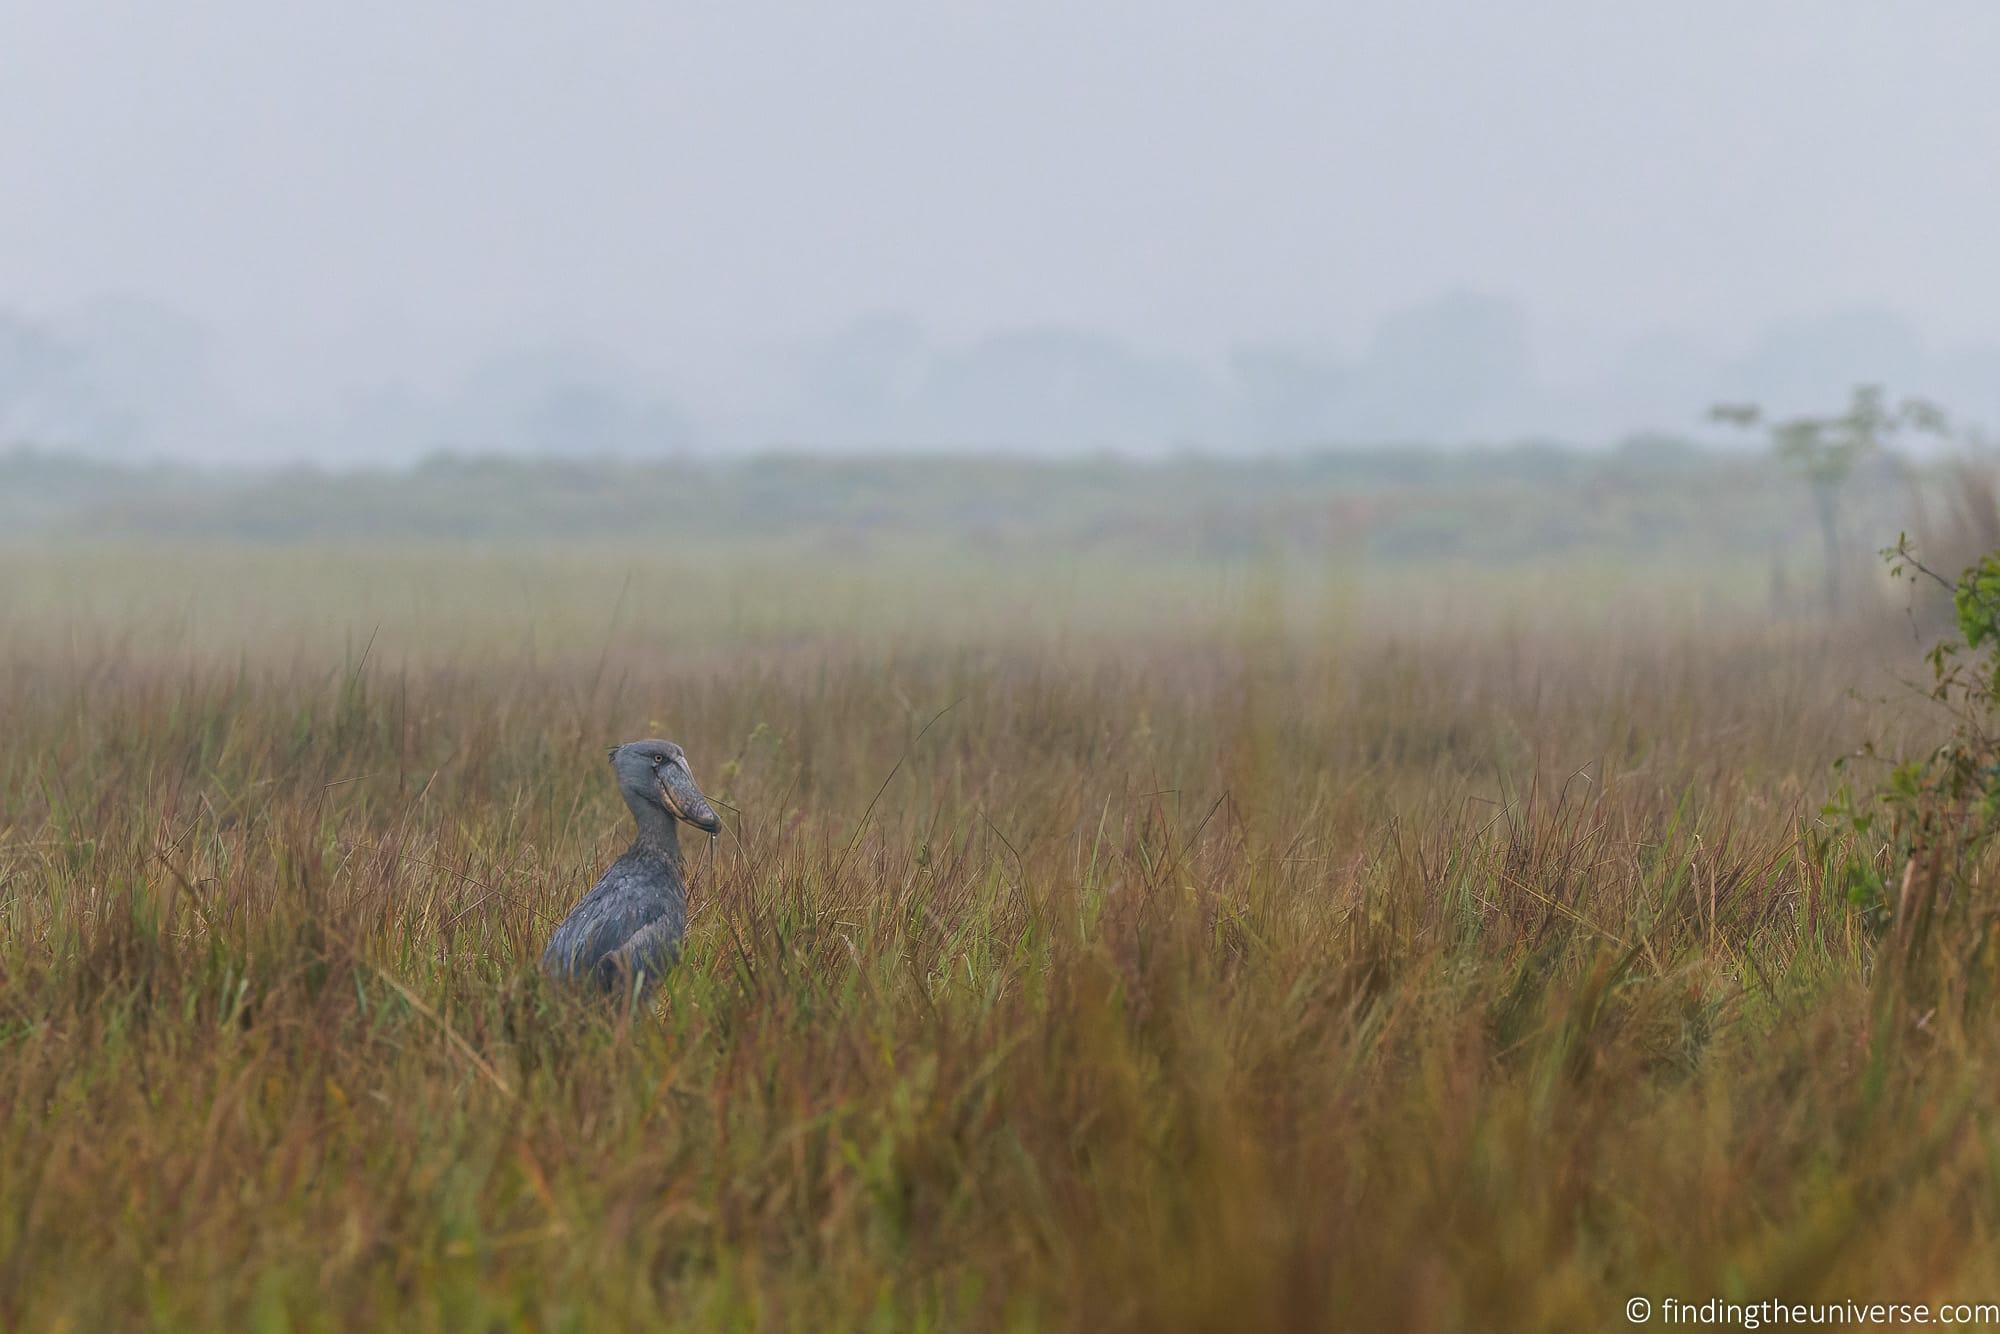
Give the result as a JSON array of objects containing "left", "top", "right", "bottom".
[{"left": 1, "top": 1, "right": 1996, "bottom": 447}]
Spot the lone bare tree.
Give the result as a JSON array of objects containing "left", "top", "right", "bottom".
[{"left": 1710, "top": 386, "right": 1946, "bottom": 617}]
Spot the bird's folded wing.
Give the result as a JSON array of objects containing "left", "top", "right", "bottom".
[
  {"left": 610, "top": 913, "right": 686, "bottom": 981},
  {"left": 544, "top": 883, "right": 666, "bottom": 975}
]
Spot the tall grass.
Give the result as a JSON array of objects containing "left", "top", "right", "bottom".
[{"left": 0, "top": 547, "right": 1990, "bottom": 1330}]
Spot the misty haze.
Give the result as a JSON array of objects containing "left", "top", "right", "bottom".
[
  {"left": 4, "top": 2, "right": 1999, "bottom": 461},
  {"left": 9, "top": 5, "right": 2000, "bottom": 1331}
]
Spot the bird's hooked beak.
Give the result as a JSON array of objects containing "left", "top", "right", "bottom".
[{"left": 657, "top": 756, "right": 721, "bottom": 834}]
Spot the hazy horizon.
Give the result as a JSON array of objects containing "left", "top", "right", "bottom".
[{"left": 4, "top": 2, "right": 1996, "bottom": 459}]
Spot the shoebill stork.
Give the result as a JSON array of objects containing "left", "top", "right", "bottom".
[{"left": 542, "top": 739, "right": 721, "bottom": 995}]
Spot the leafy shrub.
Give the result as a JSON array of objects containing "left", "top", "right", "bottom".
[{"left": 1829, "top": 538, "right": 2000, "bottom": 1013}]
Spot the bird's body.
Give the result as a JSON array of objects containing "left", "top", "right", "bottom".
[
  {"left": 542, "top": 739, "right": 720, "bottom": 996},
  {"left": 540, "top": 845, "right": 690, "bottom": 992}
]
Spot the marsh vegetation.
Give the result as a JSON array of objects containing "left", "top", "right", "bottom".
[{"left": 2, "top": 452, "right": 1997, "bottom": 1328}]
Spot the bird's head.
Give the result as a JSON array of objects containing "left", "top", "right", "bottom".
[{"left": 608, "top": 739, "right": 721, "bottom": 834}]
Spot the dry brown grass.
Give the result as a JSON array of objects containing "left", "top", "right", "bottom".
[{"left": 0, "top": 546, "right": 1991, "bottom": 1330}]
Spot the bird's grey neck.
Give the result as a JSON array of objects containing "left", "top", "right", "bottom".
[{"left": 625, "top": 796, "right": 686, "bottom": 866}]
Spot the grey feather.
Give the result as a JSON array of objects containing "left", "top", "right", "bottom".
[
  {"left": 542, "top": 738, "right": 715, "bottom": 997},
  {"left": 540, "top": 852, "right": 687, "bottom": 992}
]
